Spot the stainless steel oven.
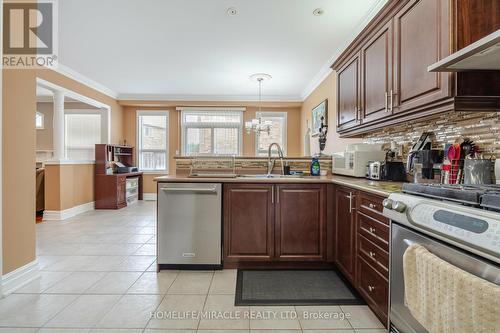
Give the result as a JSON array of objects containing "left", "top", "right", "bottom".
[
  {"left": 384, "top": 191, "right": 500, "bottom": 333},
  {"left": 390, "top": 223, "right": 500, "bottom": 333}
]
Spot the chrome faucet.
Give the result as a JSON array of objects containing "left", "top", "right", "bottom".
[{"left": 267, "top": 143, "right": 285, "bottom": 176}]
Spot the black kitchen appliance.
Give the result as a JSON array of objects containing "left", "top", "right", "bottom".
[
  {"left": 406, "top": 132, "right": 444, "bottom": 183},
  {"left": 367, "top": 160, "right": 406, "bottom": 181}
]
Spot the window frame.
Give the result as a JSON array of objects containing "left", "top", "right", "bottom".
[
  {"left": 180, "top": 109, "right": 243, "bottom": 156},
  {"left": 255, "top": 111, "right": 288, "bottom": 156},
  {"left": 35, "top": 111, "right": 45, "bottom": 129},
  {"left": 136, "top": 110, "right": 169, "bottom": 174}
]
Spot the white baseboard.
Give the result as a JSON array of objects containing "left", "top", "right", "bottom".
[
  {"left": 143, "top": 193, "right": 157, "bottom": 201},
  {"left": 43, "top": 201, "right": 95, "bottom": 221},
  {"left": 1, "top": 260, "right": 39, "bottom": 297}
]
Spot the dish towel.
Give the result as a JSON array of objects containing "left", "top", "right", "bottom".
[{"left": 403, "top": 243, "right": 500, "bottom": 333}]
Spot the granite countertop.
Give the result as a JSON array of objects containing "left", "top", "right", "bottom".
[{"left": 154, "top": 174, "right": 403, "bottom": 197}]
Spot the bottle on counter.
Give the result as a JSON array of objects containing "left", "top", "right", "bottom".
[{"left": 310, "top": 157, "right": 321, "bottom": 176}]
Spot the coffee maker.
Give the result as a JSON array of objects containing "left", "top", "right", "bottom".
[{"left": 407, "top": 132, "right": 444, "bottom": 183}]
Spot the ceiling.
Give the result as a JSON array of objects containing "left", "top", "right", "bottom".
[{"left": 58, "top": 0, "right": 386, "bottom": 101}]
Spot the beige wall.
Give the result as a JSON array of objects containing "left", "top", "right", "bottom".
[
  {"left": 36, "top": 102, "right": 54, "bottom": 150},
  {"left": 2, "top": 68, "right": 124, "bottom": 274},
  {"left": 301, "top": 72, "right": 361, "bottom": 155},
  {"left": 121, "top": 102, "right": 302, "bottom": 193},
  {"left": 44, "top": 164, "right": 95, "bottom": 211}
]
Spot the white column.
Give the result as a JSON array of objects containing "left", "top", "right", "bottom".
[{"left": 53, "top": 91, "right": 65, "bottom": 160}]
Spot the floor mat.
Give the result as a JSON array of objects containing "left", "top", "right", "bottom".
[{"left": 235, "top": 269, "right": 365, "bottom": 306}]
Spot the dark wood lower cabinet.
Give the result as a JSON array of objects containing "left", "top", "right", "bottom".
[
  {"left": 275, "top": 184, "right": 326, "bottom": 261},
  {"left": 223, "top": 184, "right": 274, "bottom": 262},
  {"left": 357, "top": 256, "right": 389, "bottom": 325},
  {"left": 334, "top": 186, "right": 357, "bottom": 283},
  {"left": 334, "top": 188, "right": 389, "bottom": 327},
  {"left": 223, "top": 183, "right": 328, "bottom": 265}
]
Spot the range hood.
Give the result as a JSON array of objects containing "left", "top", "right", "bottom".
[{"left": 428, "top": 29, "right": 500, "bottom": 72}]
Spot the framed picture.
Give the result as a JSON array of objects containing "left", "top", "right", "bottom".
[{"left": 311, "top": 99, "right": 328, "bottom": 137}]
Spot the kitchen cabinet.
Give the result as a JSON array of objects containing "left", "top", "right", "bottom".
[
  {"left": 361, "top": 20, "right": 393, "bottom": 123},
  {"left": 223, "top": 183, "right": 328, "bottom": 265},
  {"left": 334, "top": 186, "right": 357, "bottom": 283},
  {"left": 333, "top": 187, "right": 389, "bottom": 326},
  {"left": 337, "top": 53, "right": 361, "bottom": 131},
  {"left": 275, "top": 184, "right": 326, "bottom": 261},
  {"left": 392, "top": 0, "right": 451, "bottom": 114},
  {"left": 332, "top": 0, "right": 500, "bottom": 136},
  {"left": 223, "top": 184, "right": 274, "bottom": 262}
]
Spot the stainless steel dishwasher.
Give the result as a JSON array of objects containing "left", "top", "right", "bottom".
[{"left": 157, "top": 182, "right": 222, "bottom": 269}]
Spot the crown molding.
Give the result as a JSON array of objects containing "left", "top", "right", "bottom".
[
  {"left": 301, "top": 0, "right": 389, "bottom": 101},
  {"left": 51, "top": 64, "right": 119, "bottom": 100},
  {"left": 117, "top": 93, "right": 303, "bottom": 103}
]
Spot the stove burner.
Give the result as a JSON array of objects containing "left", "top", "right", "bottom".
[{"left": 402, "top": 183, "right": 500, "bottom": 212}]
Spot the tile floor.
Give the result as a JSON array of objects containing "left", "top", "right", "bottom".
[{"left": 0, "top": 201, "right": 386, "bottom": 332}]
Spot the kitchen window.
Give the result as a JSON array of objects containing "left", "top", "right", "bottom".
[
  {"left": 180, "top": 108, "right": 243, "bottom": 156},
  {"left": 65, "top": 112, "right": 101, "bottom": 160},
  {"left": 137, "top": 111, "right": 169, "bottom": 172},
  {"left": 256, "top": 112, "right": 287, "bottom": 156}
]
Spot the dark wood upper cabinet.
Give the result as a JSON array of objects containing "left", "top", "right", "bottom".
[
  {"left": 332, "top": 0, "right": 500, "bottom": 136},
  {"left": 392, "top": 0, "right": 451, "bottom": 114},
  {"left": 337, "top": 53, "right": 361, "bottom": 130},
  {"left": 275, "top": 184, "right": 326, "bottom": 261},
  {"left": 361, "top": 20, "right": 393, "bottom": 123},
  {"left": 334, "top": 186, "right": 357, "bottom": 283},
  {"left": 223, "top": 184, "right": 274, "bottom": 262}
]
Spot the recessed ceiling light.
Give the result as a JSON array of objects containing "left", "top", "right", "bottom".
[
  {"left": 313, "top": 8, "right": 324, "bottom": 16},
  {"left": 227, "top": 7, "right": 238, "bottom": 16}
]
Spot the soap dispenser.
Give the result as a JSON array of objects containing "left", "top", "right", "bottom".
[{"left": 310, "top": 156, "right": 321, "bottom": 176}]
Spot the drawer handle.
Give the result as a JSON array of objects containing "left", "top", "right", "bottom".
[
  {"left": 369, "top": 227, "right": 376, "bottom": 234},
  {"left": 368, "top": 285, "right": 375, "bottom": 292},
  {"left": 369, "top": 203, "right": 377, "bottom": 209},
  {"left": 369, "top": 251, "right": 376, "bottom": 258}
]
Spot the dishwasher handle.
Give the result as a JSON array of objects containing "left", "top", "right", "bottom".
[{"left": 161, "top": 187, "right": 218, "bottom": 194}]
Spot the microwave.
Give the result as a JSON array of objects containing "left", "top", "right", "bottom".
[{"left": 332, "top": 144, "right": 386, "bottom": 178}]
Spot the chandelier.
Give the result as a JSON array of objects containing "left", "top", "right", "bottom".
[{"left": 245, "top": 73, "right": 273, "bottom": 134}]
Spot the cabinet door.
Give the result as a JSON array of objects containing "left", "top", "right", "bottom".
[
  {"left": 117, "top": 176, "right": 126, "bottom": 205},
  {"left": 334, "top": 186, "right": 356, "bottom": 283},
  {"left": 361, "top": 21, "right": 393, "bottom": 123},
  {"left": 393, "top": 0, "right": 451, "bottom": 114},
  {"left": 337, "top": 53, "right": 361, "bottom": 131},
  {"left": 275, "top": 184, "right": 326, "bottom": 261},
  {"left": 223, "top": 184, "right": 274, "bottom": 262}
]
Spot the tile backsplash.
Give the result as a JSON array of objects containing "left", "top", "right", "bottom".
[{"left": 363, "top": 111, "right": 500, "bottom": 158}]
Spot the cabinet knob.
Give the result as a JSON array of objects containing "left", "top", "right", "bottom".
[
  {"left": 368, "top": 285, "right": 375, "bottom": 292},
  {"left": 369, "top": 227, "right": 376, "bottom": 234},
  {"left": 369, "top": 203, "right": 376, "bottom": 209},
  {"left": 369, "top": 251, "right": 376, "bottom": 258}
]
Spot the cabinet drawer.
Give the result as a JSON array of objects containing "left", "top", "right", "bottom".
[
  {"left": 358, "top": 211, "right": 389, "bottom": 251},
  {"left": 358, "top": 234, "right": 388, "bottom": 277},
  {"left": 358, "top": 193, "right": 388, "bottom": 224},
  {"left": 357, "top": 256, "right": 388, "bottom": 325}
]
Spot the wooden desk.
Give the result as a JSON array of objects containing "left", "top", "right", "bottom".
[{"left": 95, "top": 172, "right": 143, "bottom": 209}]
